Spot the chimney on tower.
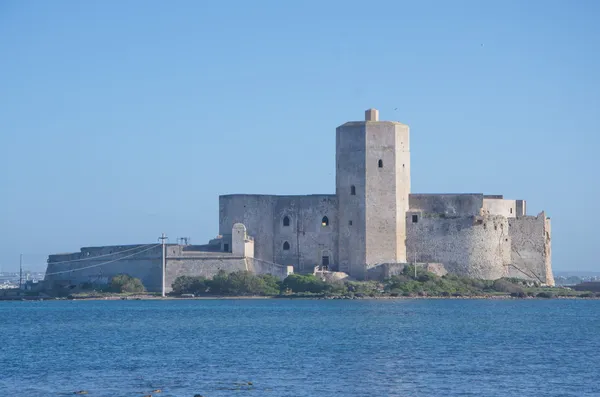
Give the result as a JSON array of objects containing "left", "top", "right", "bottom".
[{"left": 365, "top": 108, "right": 379, "bottom": 121}]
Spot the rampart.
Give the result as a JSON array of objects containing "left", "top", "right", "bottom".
[
  {"left": 44, "top": 245, "right": 163, "bottom": 292},
  {"left": 507, "top": 212, "right": 554, "bottom": 285},
  {"left": 406, "top": 213, "right": 512, "bottom": 279},
  {"left": 45, "top": 241, "right": 292, "bottom": 293}
]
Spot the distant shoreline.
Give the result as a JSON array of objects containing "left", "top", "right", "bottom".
[{"left": 2, "top": 294, "right": 599, "bottom": 302}]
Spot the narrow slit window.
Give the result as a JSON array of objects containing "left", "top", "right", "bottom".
[
  {"left": 378, "top": 159, "right": 383, "bottom": 168},
  {"left": 283, "top": 241, "right": 290, "bottom": 251},
  {"left": 321, "top": 216, "right": 329, "bottom": 227},
  {"left": 412, "top": 214, "right": 418, "bottom": 223},
  {"left": 350, "top": 185, "right": 356, "bottom": 195},
  {"left": 283, "top": 216, "right": 290, "bottom": 226}
]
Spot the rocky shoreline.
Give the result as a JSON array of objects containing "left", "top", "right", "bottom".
[{"left": 3, "top": 294, "right": 599, "bottom": 301}]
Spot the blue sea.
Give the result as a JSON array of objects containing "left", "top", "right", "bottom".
[{"left": 1, "top": 299, "right": 598, "bottom": 397}]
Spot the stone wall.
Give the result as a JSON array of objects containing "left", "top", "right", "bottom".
[
  {"left": 482, "top": 198, "right": 517, "bottom": 217},
  {"left": 219, "top": 194, "right": 337, "bottom": 274},
  {"left": 273, "top": 195, "right": 337, "bottom": 273},
  {"left": 165, "top": 255, "right": 248, "bottom": 292},
  {"left": 409, "top": 194, "right": 483, "bottom": 216},
  {"left": 406, "top": 213, "right": 512, "bottom": 279},
  {"left": 45, "top": 243, "right": 292, "bottom": 293},
  {"left": 219, "top": 195, "right": 276, "bottom": 261},
  {"left": 44, "top": 245, "right": 163, "bottom": 291},
  {"left": 367, "top": 262, "right": 447, "bottom": 280},
  {"left": 163, "top": 254, "right": 292, "bottom": 293},
  {"left": 508, "top": 212, "right": 554, "bottom": 285}
]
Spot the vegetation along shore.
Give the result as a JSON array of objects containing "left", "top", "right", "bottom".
[{"left": 4, "top": 266, "right": 599, "bottom": 301}]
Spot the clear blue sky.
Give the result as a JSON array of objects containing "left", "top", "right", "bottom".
[{"left": 0, "top": 0, "right": 598, "bottom": 272}]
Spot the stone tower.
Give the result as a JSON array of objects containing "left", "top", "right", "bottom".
[{"left": 336, "top": 109, "right": 411, "bottom": 279}]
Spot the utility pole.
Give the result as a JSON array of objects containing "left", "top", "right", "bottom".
[
  {"left": 413, "top": 251, "right": 417, "bottom": 279},
  {"left": 159, "top": 233, "right": 168, "bottom": 297},
  {"left": 19, "top": 254, "right": 23, "bottom": 289}
]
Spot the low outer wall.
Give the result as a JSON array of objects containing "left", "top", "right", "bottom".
[
  {"left": 45, "top": 245, "right": 293, "bottom": 294},
  {"left": 44, "top": 245, "right": 163, "bottom": 292},
  {"left": 165, "top": 256, "right": 248, "bottom": 293},
  {"left": 406, "top": 214, "right": 511, "bottom": 280},
  {"left": 165, "top": 256, "right": 291, "bottom": 293},
  {"left": 508, "top": 213, "right": 554, "bottom": 285}
]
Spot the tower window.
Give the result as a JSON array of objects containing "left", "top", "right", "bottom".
[
  {"left": 321, "top": 216, "right": 329, "bottom": 227},
  {"left": 283, "top": 241, "right": 290, "bottom": 251},
  {"left": 283, "top": 216, "right": 290, "bottom": 227},
  {"left": 350, "top": 185, "right": 356, "bottom": 195},
  {"left": 412, "top": 214, "right": 418, "bottom": 223},
  {"left": 349, "top": 220, "right": 353, "bottom": 226},
  {"left": 378, "top": 159, "right": 383, "bottom": 168},
  {"left": 224, "top": 243, "right": 229, "bottom": 252},
  {"left": 510, "top": 208, "right": 513, "bottom": 214}
]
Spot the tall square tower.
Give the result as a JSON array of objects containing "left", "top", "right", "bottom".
[{"left": 336, "top": 109, "right": 411, "bottom": 279}]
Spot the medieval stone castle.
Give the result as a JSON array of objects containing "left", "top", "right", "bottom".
[{"left": 45, "top": 109, "right": 554, "bottom": 291}]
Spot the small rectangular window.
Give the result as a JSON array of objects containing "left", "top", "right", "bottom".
[
  {"left": 223, "top": 243, "right": 229, "bottom": 252},
  {"left": 349, "top": 220, "right": 353, "bottom": 226},
  {"left": 412, "top": 214, "right": 418, "bottom": 223}
]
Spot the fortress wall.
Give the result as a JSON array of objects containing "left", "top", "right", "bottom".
[
  {"left": 406, "top": 214, "right": 511, "bottom": 279},
  {"left": 246, "top": 258, "right": 292, "bottom": 280},
  {"left": 508, "top": 213, "right": 555, "bottom": 285},
  {"left": 273, "top": 195, "right": 337, "bottom": 273},
  {"left": 165, "top": 256, "right": 248, "bottom": 293},
  {"left": 45, "top": 243, "right": 293, "bottom": 294},
  {"left": 409, "top": 194, "right": 484, "bottom": 216},
  {"left": 165, "top": 256, "right": 290, "bottom": 293},
  {"left": 44, "top": 245, "right": 163, "bottom": 291},
  {"left": 367, "top": 262, "right": 448, "bottom": 280},
  {"left": 219, "top": 195, "right": 276, "bottom": 261},
  {"left": 482, "top": 198, "right": 517, "bottom": 217}
]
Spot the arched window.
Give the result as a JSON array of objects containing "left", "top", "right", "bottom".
[
  {"left": 378, "top": 159, "right": 383, "bottom": 168},
  {"left": 283, "top": 241, "right": 290, "bottom": 251},
  {"left": 283, "top": 216, "right": 290, "bottom": 227},
  {"left": 321, "top": 216, "right": 329, "bottom": 227},
  {"left": 350, "top": 185, "right": 356, "bottom": 195}
]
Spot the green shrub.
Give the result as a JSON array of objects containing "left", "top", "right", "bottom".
[
  {"left": 172, "top": 275, "right": 208, "bottom": 295},
  {"left": 492, "top": 279, "right": 525, "bottom": 294},
  {"left": 172, "top": 271, "right": 282, "bottom": 296},
  {"left": 282, "top": 274, "right": 329, "bottom": 294},
  {"left": 108, "top": 274, "right": 145, "bottom": 293},
  {"left": 536, "top": 291, "right": 554, "bottom": 299}
]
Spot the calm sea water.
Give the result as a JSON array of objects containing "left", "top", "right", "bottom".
[{"left": 0, "top": 299, "right": 598, "bottom": 397}]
